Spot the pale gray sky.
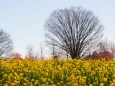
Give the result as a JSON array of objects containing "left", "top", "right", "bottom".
[{"left": 0, "top": 0, "right": 115, "bottom": 56}]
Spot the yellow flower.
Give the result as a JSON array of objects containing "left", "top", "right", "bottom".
[
  {"left": 110, "top": 83, "right": 115, "bottom": 86},
  {"left": 103, "top": 78, "right": 107, "bottom": 82},
  {"left": 3, "top": 84, "right": 8, "bottom": 86},
  {"left": 19, "top": 73, "right": 23, "bottom": 76},
  {"left": 45, "top": 72, "right": 48, "bottom": 76},
  {"left": 113, "top": 79, "right": 115, "bottom": 83},
  {"left": 23, "top": 83, "right": 27, "bottom": 86},
  {"left": 3, "top": 74, "right": 7, "bottom": 77},
  {"left": 60, "top": 81, "right": 63, "bottom": 84},
  {"left": 41, "top": 84, "right": 45, "bottom": 86},
  {"left": 34, "top": 80, "right": 39, "bottom": 85},
  {"left": 46, "top": 82, "right": 49, "bottom": 85},
  {"left": 100, "top": 83, "right": 104, "bottom": 86},
  {"left": 31, "top": 79, "right": 34, "bottom": 82},
  {"left": 113, "top": 75, "right": 115, "bottom": 78}
]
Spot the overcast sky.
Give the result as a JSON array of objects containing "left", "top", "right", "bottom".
[{"left": 0, "top": 0, "right": 115, "bottom": 56}]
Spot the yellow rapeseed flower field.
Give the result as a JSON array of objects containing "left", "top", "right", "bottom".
[{"left": 0, "top": 58, "right": 115, "bottom": 86}]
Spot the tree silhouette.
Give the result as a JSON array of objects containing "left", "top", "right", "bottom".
[
  {"left": 45, "top": 7, "right": 103, "bottom": 59},
  {"left": 0, "top": 29, "right": 13, "bottom": 56}
]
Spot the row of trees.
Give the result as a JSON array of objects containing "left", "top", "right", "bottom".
[{"left": 0, "top": 6, "right": 114, "bottom": 59}]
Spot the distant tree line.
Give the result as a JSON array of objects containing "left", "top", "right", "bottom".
[{"left": 2, "top": 6, "right": 115, "bottom": 60}]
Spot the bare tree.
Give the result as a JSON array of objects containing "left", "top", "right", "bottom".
[
  {"left": 45, "top": 7, "right": 103, "bottom": 59},
  {"left": 0, "top": 29, "right": 13, "bottom": 56},
  {"left": 97, "top": 39, "right": 115, "bottom": 52},
  {"left": 39, "top": 44, "right": 44, "bottom": 59},
  {"left": 35, "top": 50, "right": 39, "bottom": 59},
  {"left": 97, "top": 39, "right": 109, "bottom": 52},
  {"left": 26, "top": 45, "right": 34, "bottom": 58}
]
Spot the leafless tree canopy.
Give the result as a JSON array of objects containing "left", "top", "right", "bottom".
[
  {"left": 97, "top": 39, "right": 115, "bottom": 52},
  {"left": 0, "top": 29, "right": 13, "bottom": 56},
  {"left": 26, "top": 45, "right": 34, "bottom": 57},
  {"left": 45, "top": 7, "right": 103, "bottom": 59}
]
